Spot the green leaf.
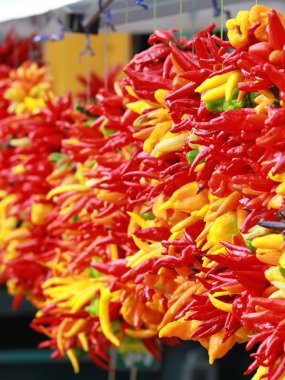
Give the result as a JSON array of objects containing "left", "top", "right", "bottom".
[
  {"left": 245, "top": 239, "right": 254, "bottom": 253},
  {"left": 85, "top": 298, "right": 99, "bottom": 317},
  {"left": 74, "top": 347, "right": 86, "bottom": 358},
  {"left": 86, "top": 266, "right": 101, "bottom": 278},
  {"left": 9, "top": 137, "right": 31, "bottom": 147},
  {"left": 279, "top": 266, "right": 285, "bottom": 279},
  {"left": 48, "top": 152, "right": 69, "bottom": 164},
  {"left": 186, "top": 149, "right": 199, "bottom": 164},
  {"left": 99, "top": 125, "right": 117, "bottom": 138},
  {"left": 54, "top": 163, "right": 70, "bottom": 172},
  {"left": 88, "top": 161, "right": 95, "bottom": 168},
  {"left": 111, "top": 321, "right": 122, "bottom": 334},
  {"left": 140, "top": 206, "right": 155, "bottom": 220},
  {"left": 71, "top": 214, "right": 79, "bottom": 222}
]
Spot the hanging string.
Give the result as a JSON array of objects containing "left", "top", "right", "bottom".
[
  {"left": 33, "top": 12, "right": 64, "bottom": 43},
  {"left": 190, "top": 0, "right": 196, "bottom": 54},
  {"left": 28, "top": 39, "right": 33, "bottom": 62},
  {"left": 99, "top": 0, "right": 116, "bottom": 31},
  {"left": 60, "top": 40, "right": 65, "bottom": 96},
  {"left": 211, "top": 0, "right": 231, "bottom": 38},
  {"left": 103, "top": 19, "right": 109, "bottom": 90},
  {"left": 108, "top": 349, "right": 117, "bottom": 380},
  {"left": 220, "top": 0, "right": 224, "bottom": 40},
  {"left": 153, "top": 0, "right": 157, "bottom": 31},
  {"left": 129, "top": 367, "right": 138, "bottom": 380},
  {"left": 78, "top": 18, "right": 95, "bottom": 103},
  {"left": 179, "top": 0, "right": 183, "bottom": 37},
  {"left": 132, "top": 0, "right": 148, "bottom": 10},
  {"left": 78, "top": 21, "right": 95, "bottom": 61},
  {"left": 125, "top": 0, "right": 129, "bottom": 64}
]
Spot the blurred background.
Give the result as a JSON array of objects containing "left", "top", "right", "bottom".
[{"left": 0, "top": 0, "right": 283, "bottom": 379}]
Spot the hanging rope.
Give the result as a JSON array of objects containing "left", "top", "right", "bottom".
[
  {"left": 78, "top": 18, "right": 95, "bottom": 103},
  {"left": 99, "top": 0, "right": 116, "bottom": 31},
  {"left": 103, "top": 19, "right": 109, "bottom": 90},
  {"left": 179, "top": 0, "right": 183, "bottom": 37},
  {"left": 190, "top": 0, "right": 196, "bottom": 53},
  {"left": 33, "top": 12, "right": 64, "bottom": 43},
  {"left": 132, "top": 0, "right": 148, "bottom": 10},
  {"left": 220, "top": 0, "right": 224, "bottom": 40},
  {"left": 78, "top": 19, "right": 95, "bottom": 62},
  {"left": 211, "top": 0, "right": 231, "bottom": 39},
  {"left": 153, "top": 0, "right": 157, "bottom": 31},
  {"left": 125, "top": 0, "right": 129, "bottom": 64}
]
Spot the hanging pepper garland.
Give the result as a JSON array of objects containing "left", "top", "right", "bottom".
[{"left": 0, "top": 4, "right": 285, "bottom": 380}]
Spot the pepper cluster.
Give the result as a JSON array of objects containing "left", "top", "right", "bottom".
[{"left": 0, "top": 5, "right": 285, "bottom": 380}]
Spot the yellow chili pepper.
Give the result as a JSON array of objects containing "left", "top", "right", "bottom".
[
  {"left": 125, "top": 328, "right": 157, "bottom": 339},
  {"left": 152, "top": 132, "right": 188, "bottom": 158},
  {"left": 201, "top": 83, "right": 227, "bottom": 102},
  {"left": 202, "top": 211, "right": 240, "bottom": 251},
  {"left": 208, "top": 329, "right": 236, "bottom": 365},
  {"left": 268, "top": 194, "right": 283, "bottom": 209},
  {"left": 225, "top": 71, "right": 243, "bottom": 101},
  {"left": 143, "top": 120, "right": 172, "bottom": 152},
  {"left": 129, "top": 247, "right": 164, "bottom": 268},
  {"left": 204, "top": 191, "right": 241, "bottom": 223},
  {"left": 126, "top": 100, "right": 158, "bottom": 114},
  {"left": 66, "top": 348, "right": 80, "bottom": 374},
  {"left": 159, "top": 318, "right": 200, "bottom": 340},
  {"left": 226, "top": 11, "right": 251, "bottom": 48},
  {"left": 134, "top": 108, "right": 169, "bottom": 130},
  {"left": 64, "top": 319, "right": 86, "bottom": 338},
  {"left": 195, "top": 71, "right": 238, "bottom": 93},
  {"left": 276, "top": 182, "right": 285, "bottom": 195},
  {"left": 78, "top": 332, "right": 89, "bottom": 352},
  {"left": 47, "top": 184, "right": 86, "bottom": 200},
  {"left": 170, "top": 215, "right": 198, "bottom": 233},
  {"left": 158, "top": 182, "right": 208, "bottom": 213},
  {"left": 208, "top": 292, "right": 233, "bottom": 313},
  {"left": 154, "top": 89, "right": 169, "bottom": 105},
  {"left": 99, "top": 287, "right": 120, "bottom": 347},
  {"left": 11, "top": 164, "right": 25, "bottom": 175},
  {"left": 252, "top": 234, "right": 283, "bottom": 250},
  {"left": 31, "top": 203, "right": 52, "bottom": 225},
  {"left": 248, "top": 5, "right": 271, "bottom": 42}
]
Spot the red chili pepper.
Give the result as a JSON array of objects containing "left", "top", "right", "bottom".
[
  {"left": 246, "top": 21, "right": 261, "bottom": 45},
  {"left": 191, "top": 321, "right": 224, "bottom": 339},
  {"left": 268, "top": 10, "right": 285, "bottom": 50},
  {"left": 89, "top": 349, "right": 111, "bottom": 371},
  {"left": 194, "top": 36, "right": 211, "bottom": 68},
  {"left": 263, "top": 63, "right": 285, "bottom": 91},
  {"left": 249, "top": 42, "right": 272, "bottom": 59},
  {"left": 162, "top": 55, "right": 173, "bottom": 78},
  {"left": 165, "top": 81, "right": 197, "bottom": 102},
  {"left": 169, "top": 42, "right": 198, "bottom": 71},
  {"left": 124, "top": 66, "right": 172, "bottom": 90},
  {"left": 133, "top": 227, "right": 170, "bottom": 241},
  {"left": 211, "top": 34, "right": 233, "bottom": 49},
  {"left": 121, "top": 259, "right": 156, "bottom": 282},
  {"left": 249, "top": 297, "right": 285, "bottom": 313},
  {"left": 141, "top": 338, "right": 161, "bottom": 361},
  {"left": 238, "top": 79, "right": 271, "bottom": 92},
  {"left": 151, "top": 247, "right": 195, "bottom": 273},
  {"left": 148, "top": 29, "right": 177, "bottom": 44},
  {"left": 91, "top": 259, "right": 128, "bottom": 277},
  {"left": 185, "top": 23, "right": 216, "bottom": 49}
]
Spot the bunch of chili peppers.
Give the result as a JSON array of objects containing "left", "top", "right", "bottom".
[{"left": 0, "top": 4, "right": 285, "bottom": 380}]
